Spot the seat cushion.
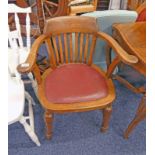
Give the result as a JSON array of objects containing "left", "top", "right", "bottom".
[{"left": 45, "top": 64, "right": 108, "bottom": 103}]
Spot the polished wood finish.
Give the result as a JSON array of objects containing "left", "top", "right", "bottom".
[
  {"left": 112, "top": 22, "right": 146, "bottom": 76},
  {"left": 113, "top": 75, "right": 145, "bottom": 94},
  {"left": 44, "top": 110, "right": 54, "bottom": 139},
  {"left": 128, "top": 0, "right": 145, "bottom": 10},
  {"left": 68, "top": 0, "right": 98, "bottom": 15},
  {"left": 124, "top": 94, "right": 146, "bottom": 139},
  {"left": 110, "top": 22, "right": 146, "bottom": 138},
  {"left": 98, "top": 32, "right": 138, "bottom": 65},
  {"left": 18, "top": 16, "right": 138, "bottom": 139},
  {"left": 104, "top": 21, "right": 146, "bottom": 97},
  {"left": 38, "top": 65, "right": 115, "bottom": 114},
  {"left": 101, "top": 104, "right": 112, "bottom": 132},
  {"left": 44, "top": 16, "right": 98, "bottom": 35},
  {"left": 136, "top": 1, "right": 146, "bottom": 14}
]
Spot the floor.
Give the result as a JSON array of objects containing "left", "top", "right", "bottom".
[{"left": 8, "top": 73, "right": 146, "bottom": 155}]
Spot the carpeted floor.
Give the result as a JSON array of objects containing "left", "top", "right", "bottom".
[{"left": 8, "top": 77, "right": 146, "bottom": 155}]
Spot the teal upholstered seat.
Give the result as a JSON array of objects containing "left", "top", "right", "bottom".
[{"left": 82, "top": 10, "right": 138, "bottom": 69}]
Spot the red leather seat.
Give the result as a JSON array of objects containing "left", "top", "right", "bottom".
[
  {"left": 136, "top": 8, "right": 146, "bottom": 22},
  {"left": 45, "top": 64, "right": 108, "bottom": 103}
]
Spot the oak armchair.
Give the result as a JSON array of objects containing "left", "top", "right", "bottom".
[{"left": 18, "top": 16, "right": 138, "bottom": 139}]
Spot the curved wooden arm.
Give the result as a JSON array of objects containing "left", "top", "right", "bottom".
[
  {"left": 97, "top": 32, "right": 138, "bottom": 65},
  {"left": 17, "top": 34, "right": 47, "bottom": 74}
]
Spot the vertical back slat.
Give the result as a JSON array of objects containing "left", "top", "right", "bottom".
[
  {"left": 52, "top": 36, "right": 60, "bottom": 64},
  {"left": 58, "top": 35, "right": 64, "bottom": 64},
  {"left": 45, "top": 38, "right": 56, "bottom": 68},
  {"left": 8, "top": 26, "right": 15, "bottom": 49},
  {"left": 79, "top": 33, "right": 84, "bottom": 62},
  {"left": 63, "top": 34, "right": 68, "bottom": 63},
  {"left": 74, "top": 33, "right": 78, "bottom": 62},
  {"left": 84, "top": 34, "right": 89, "bottom": 63},
  {"left": 88, "top": 35, "right": 97, "bottom": 65},
  {"left": 69, "top": 33, "right": 73, "bottom": 63},
  {"left": 15, "top": 13, "right": 23, "bottom": 48},
  {"left": 8, "top": 28, "right": 20, "bottom": 49},
  {"left": 26, "top": 13, "right": 31, "bottom": 51}
]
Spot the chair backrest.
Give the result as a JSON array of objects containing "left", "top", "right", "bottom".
[
  {"left": 8, "top": 4, "right": 32, "bottom": 75},
  {"left": 8, "top": 4, "right": 31, "bottom": 51},
  {"left": 81, "top": 10, "right": 138, "bottom": 68},
  {"left": 43, "top": 16, "right": 98, "bottom": 68}
]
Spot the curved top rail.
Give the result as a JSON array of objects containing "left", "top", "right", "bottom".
[{"left": 8, "top": 4, "right": 31, "bottom": 13}]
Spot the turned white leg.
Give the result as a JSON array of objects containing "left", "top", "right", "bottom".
[
  {"left": 25, "top": 91, "right": 35, "bottom": 131},
  {"left": 27, "top": 73, "right": 38, "bottom": 98},
  {"left": 19, "top": 116, "right": 41, "bottom": 146},
  {"left": 22, "top": 91, "right": 40, "bottom": 146}
]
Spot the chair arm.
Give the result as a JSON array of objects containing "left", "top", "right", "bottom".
[
  {"left": 17, "top": 34, "right": 47, "bottom": 74},
  {"left": 97, "top": 31, "right": 138, "bottom": 65}
]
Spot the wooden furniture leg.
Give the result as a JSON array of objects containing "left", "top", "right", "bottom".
[
  {"left": 113, "top": 75, "right": 145, "bottom": 94},
  {"left": 18, "top": 16, "right": 140, "bottom": 141},
  {"left": 100, "top": 104, "right": 112, "bottom": 132},
  {"left": 124, "top": 94, "right": 146, "bottom": 139},
  {"left": 44, "top": 110, "right": 53, "bottom": 139}
]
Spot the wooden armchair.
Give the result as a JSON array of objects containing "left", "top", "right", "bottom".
[{"left": 18, "top": 16, "right": 138, "bottom": 139}]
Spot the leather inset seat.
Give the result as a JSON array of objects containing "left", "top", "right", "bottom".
[{"left": 45, "top": 64, "right": 108, "bottom": 103}]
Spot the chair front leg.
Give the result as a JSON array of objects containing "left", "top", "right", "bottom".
[
  {"left": 100, "top": 104, "right": 112, "bottom": 132},
  {"left": 44, "top": 110, "right": 54, "bottom": 139}
]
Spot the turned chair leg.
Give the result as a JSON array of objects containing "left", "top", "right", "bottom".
[
  {"left": 44, "top": 110, "right": 53, "bottom": 139},
  {"left": 100, "top": 104, "right": 112, "bottom": 132}
]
